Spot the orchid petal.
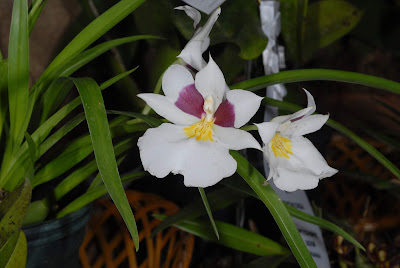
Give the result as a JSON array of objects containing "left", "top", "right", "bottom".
[
  {"left": 162, "top": 64, "right": 194, "bottom": 102},
  {"left": 304, "top": 88, "right": 316, "bottom": 116},
  {"left": 138, "top": 123, "right": 236, "bottom": 188},
  {"left": 273, "top": 168, "right": 321, "bottom": 192},
  {"left": 271, "top": 106, "right": 313, "bottom": 124},
  {"left": 201, "top": 36, "right": 210, "bottom": 53},
  {"left": 214, "top": 99, "right": 235, "bottom": 127},
  {"left": 195, "top": 55, "right": 226, "bottom": 108},
  {"left": 175, "top": 5, "right": 201, "bottom": 28},
  {"left": 138, "top": 93, "right": 198, "bottom": 125},
  {"left": 192, "top": 7, "right": 221, "bottom": 41},
  {"left": 214, "top": 125, "right": 261, "bottom": 150},
  {"left": 178, "top": 41, "right": 205, "bottom": 71},
  {"left": 256, "top": 122, "right": 280, "bottom": 145},
  {"left": 226, "top": 90, "right": 263, "bottom": 128},
  {"left": 175, "top": 84, "right": 204, "bottom": 118},
  {"left": 264, "top": 136, "right": 337, "bottom": 191},
  {"left": 283, "top": 114, "right": 329, "bottom": 137}
]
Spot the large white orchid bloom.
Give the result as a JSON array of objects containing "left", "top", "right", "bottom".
[
  {"left": 138, "top": 56, "right": 262, "bottom": 187},
  {"left": 175, "top": 6, "right": 221, "bottom": 71},
  {"left": 257, "top": 89, "right": 337, "bottom": 192}
]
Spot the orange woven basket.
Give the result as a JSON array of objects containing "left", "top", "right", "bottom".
[{"left": 79, "top": 190, "right": 195, "bottom": 268}]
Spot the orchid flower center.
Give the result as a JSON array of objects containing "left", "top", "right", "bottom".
[
  {"left": 271, "top": 133, "right": 293, "bottom": 158},
  {"left": 183, "top": 96, "right": 216, "bottom": 142}
]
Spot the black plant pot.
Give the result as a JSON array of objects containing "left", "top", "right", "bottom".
[{"left": 23, "top": 205, "right": 91, "bottom": 268}]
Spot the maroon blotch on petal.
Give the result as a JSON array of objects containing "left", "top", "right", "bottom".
[
  {"left": 175, "top": 84, "right": 204, "bottom": 118},
  {"left": 214, "top": 99, "right": 235, "bottom": 127},
  {"left": 291, "top": 115, "right": 305, "bottom": 122}
]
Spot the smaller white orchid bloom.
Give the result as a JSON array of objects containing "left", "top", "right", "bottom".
[
  {"left": 175, "top": 6, "right": 221, "bottom": 71},
  {"left": 138, "top": 56, "right": 262, "bottom": 188},
  {"left": 257, "top": 89, "right": 337, "bottom": 192}
]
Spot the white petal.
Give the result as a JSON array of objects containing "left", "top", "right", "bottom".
[
  {"left": 138, "top": 93, "right": 198, "bottom": 125},
  {"left": 138, "top": 123, "right": 187, "bottom": 178},
  {"left": 138, "top": 123, "right": 236, "bottom": 188},
  {"left": 256, "top": 122, "right": 280, "bottom": 145},
  {"left": 226, "top": 90, "right": 263, "bottom": 128},
  {"left": 265, "top": 135, "right": 337, "bottom": 191},
  {"left": 272, "top": 106, "right": 313, "bottom": 124},
  {"left": 201, "top": 36, "right": 210, "bottom": 53},
  {"left": 283, "top": 114, "right": 329, "bottom": 137},
  {"left": 181, "top": 139, "right": 237, "bottom": 187},
  {"left": 175, "top": 5, "right": 201, "bottom": 28},
  {"left": 195, "top": 55, "right": 226, "bottom": 108},
  {"left": 214, "top": 125, "right": 261, "bottom": 150},
  {"left": 162, "top": 64, "right": 195, "bottom": 102},
  {"left": 178, "top": 40, "right": 206, "bottom": 71},
  {"left": 192, "top": 7, "right": 221, "bottom": 41},
  {"left": 273, "top": 168, "right": 321, "bottom": 192},
  {"left": 303, "top": 88, "right": 316, "bottom": 115}
]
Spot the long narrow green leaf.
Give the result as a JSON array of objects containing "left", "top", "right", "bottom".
[
  {"left": 100, "top": 66, "right": 138, "bottom": 90},
  {"left": 0, "top": 180, "right": 31, "bottom": 248},
  {"left": 151, "top": 187, "right": 245, "bottom": 237},
  {"left": 222, "top": 177, "right": 364, "bottom": 250},
  {"left": 33, "top": 0, "right": 146, "bottom": 97},
  {"left": 0, "top": 231, "right": 27, "bottom": 268},
  {"left": 7, "top": 0, "right": 29, "bottom": 153},
  {"left": 198, "top": 188, "right": 219, "bottom": 239},
  {"left": 155, "top": 215, "right": 289, "bottom": 257},
  {"left": 54, "top": 138, "right": 134, "bottom": 201},
  {"left": 230, "top": 151, "right": 317, "bottom": 268},
  {"left": 0, "top": 60, "right": 8, "bottom": 142},
  {"left": 263, "top": 97, "right": 400, "bottom": 180},
  {"left": 57, "top": 171, "right": 146, "bottom": 218},
  {"left": 73, "top": 77, "right": 139, "bottom": 250},
  {"left": 28, "top": 0, "right": 47, "bottom": 35},
  {"left": 108, "top": 110, "right": 162, "bottom": 127},
  {"left": 231, "top": 69, "right": 400, "bottom": 95}
]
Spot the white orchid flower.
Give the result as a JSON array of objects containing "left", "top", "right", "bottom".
[
  {"left": 257, "top": 89, "right": 337, "bottom": 192},
  {"left": 138, "top": 56, "right": 262, "bottom": 187},
  {"left": 175, "top": 6, "right": 221, "bottom": 71}
]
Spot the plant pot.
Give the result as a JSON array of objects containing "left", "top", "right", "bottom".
[{"left": 23, "top": 205, "right": 91, "bottom": 268}]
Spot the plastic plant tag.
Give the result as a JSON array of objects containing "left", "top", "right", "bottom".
[
  {"left": 260, "top": 1, "right": 331, "bottom": 267},
  {"left": 182, "top": 0, "right": 226, "bottom": 15}
]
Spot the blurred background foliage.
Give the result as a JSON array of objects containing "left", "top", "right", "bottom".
[{"left": 1, "top": 0, "right": 399, "bottom": 266}]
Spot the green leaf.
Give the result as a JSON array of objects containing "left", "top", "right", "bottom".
[
  {"left": 107, "top": 110, "right": 162, "bottom": 127},
  {"left": 198, "top": 188, "right": 219, "bottom": 239},
  {"left": 151, "top": 187, "right": 245, "bottom": 237},
  {"left": 28, "top": 0, "right": 47, "bottom": 35},
  {"left": 53, "top": 138, "right": 134, "bottom": 201},
  {"left": 302, "top": 0, "right": 362, "bottom": 61},
  {"left": 40, "top": 77, "right": 74, "bottom": 123},
  {"left": 0, "top": 59, "right": 8, "bottom": 142},
  {"left": 57, "top": 171, "right": 146, "bottom": 218},
  {"left": 230, "top": 69, "right": 400, "bottom": 95},
  {"left": 263, "top": 97, "right": 400, "bottom": 180},
  {"left": 230, "top": 151, "right": 317, "bottom": 268},
  {"left": 223, "top": 177, "right": 364, "bottom": 250},
  {"left": 155, "top": 214, "right": 289, "bottom": 256},
  {"left": 100, "top": 66, "right": 139, "bottom": 90},
  {"left": 8, "top": 0, "right": 29, "bottom": 152},
  {"left": 24, "top": 132, "right": 37, "bottom": 163},
  {"left": 0, "top": 231, "right": 27, "bottom": 268},
  {"left": 33, "top": 0, "right": 147, "bottom": 98},
  {"left": 72, "top": 77, "right": 139, "bottom": 250},
  {"left": 22, "top": 200, "right": 49, "bottom": 226},
  {"left": 0, "top": 180, "right": 31, "bottom": 248}
]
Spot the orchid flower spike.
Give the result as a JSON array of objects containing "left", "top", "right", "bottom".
[
  {"left": 257, "top": 89, "right": 338, "bottom": 192},
  {"left": 175, "top": 6, "right": 221, "bottom": 71},
  {"left": 138, "top": 56, "right": 262, "bottom": 187}
]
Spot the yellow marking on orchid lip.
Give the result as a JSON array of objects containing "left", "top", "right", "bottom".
[
  {"left": 184, "top": 117, "right": 215, "bottom": 142},
  {"left": 271, "top": 133, "right": 293, "bottom": 158}
]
